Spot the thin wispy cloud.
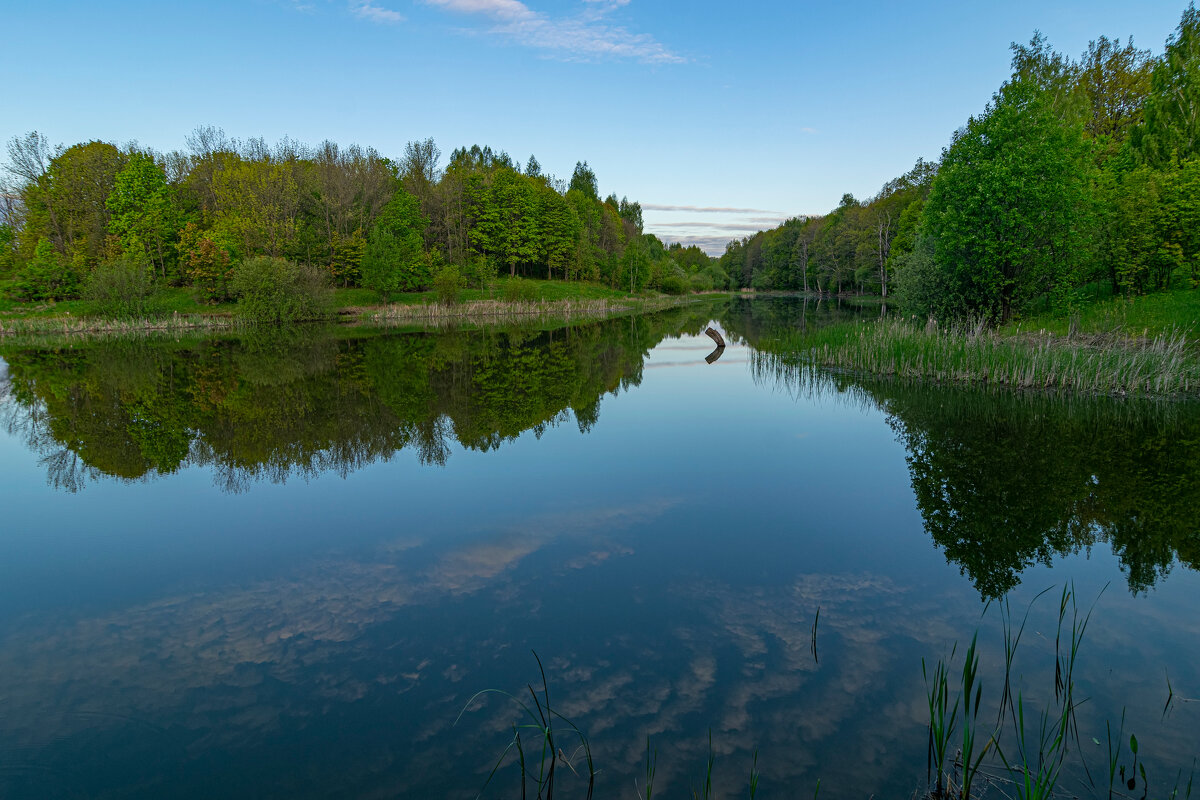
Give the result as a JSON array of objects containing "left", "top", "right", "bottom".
[
  {"left": 652, "top": 217, "right": 792, "bottom": 230},
  {"left": 425, "top": 0, "right": 684, "bottom": 63},
  {"left": 642, "top": 204, "right": 783, "bottom": 214},
  {"left": 656, "top": 234, "right": 740, "bottom": 255},
  {"left": 653, "top": 221, "right": 787, "bottom": 232},
  {"left": 350, "top": 0, "right": 405, "bottom": 23}
]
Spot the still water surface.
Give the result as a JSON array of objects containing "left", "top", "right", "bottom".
[{"left": 0, "top": 297, "right": 1197, "bottom": 798}]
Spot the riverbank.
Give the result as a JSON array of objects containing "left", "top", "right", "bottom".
[
  {"left": 0, "top": 279, "right": 721, "bottom": 341},
  {"left": 766, "top": 292, "right": 1200, "bottom": 397}
]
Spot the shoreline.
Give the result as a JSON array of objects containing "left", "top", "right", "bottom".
[{"left": 0, "top": 293, "right": 718, "bottom": 344}]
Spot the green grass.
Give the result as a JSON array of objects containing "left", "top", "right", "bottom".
[
  {"left": 765, "top": 317, "right": 1200, "bottom": 397},
  {"left": 1010, "top": 288, "right": 1200, "bottom": 341},
  {"left": 0, "top": 278, "right": 687, "bottom": 338},
  {"left": 0, "top": 278, "right": 710, "bottom": 342}
]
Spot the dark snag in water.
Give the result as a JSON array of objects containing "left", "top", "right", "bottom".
[{"left": 704, "top": 326, "right": 726, "bottom": 363}]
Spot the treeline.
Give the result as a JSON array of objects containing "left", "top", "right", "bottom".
[
  {"left": 723, "top": 4, "right": 1200, "bottom": 321},
  {"left": 0, "top": 129, "right": 725, "bottom": 311}
]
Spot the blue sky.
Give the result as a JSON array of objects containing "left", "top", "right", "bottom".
[{"left": 3, "top": 0, "right": 1191, "bottom": 252}]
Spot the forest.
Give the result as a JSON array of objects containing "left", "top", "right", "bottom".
[
  {"left": 3, "top": 6, "right": 1200, "bottom": 325},
  {"left": 0, "top": 130, "right": 724, "bottom": 316},
  {"left": 719, "top": 5, "right": 1200, "bottom": 322}
]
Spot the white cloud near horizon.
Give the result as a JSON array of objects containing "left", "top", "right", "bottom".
[
  {"left": 424, "top": 0, "right": 684, "bottom": 63},
  {"left": 350, "top": 0, "right": 405, "bottom": 23}
]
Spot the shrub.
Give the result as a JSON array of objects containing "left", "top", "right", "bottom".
[
  {"left": 11, "top": 238, "right": 81, "bottom": 301},
  {"left": 82, "top": 256, "right": 160, "bottom": 319},
  {"left": 660, "top": 273, "right": 691, "bottom": 295},
  {"left": 500, "top": 276, "right": 539, "bottom": 301},
  {"left": 230, "top": 256, "right": 332, "bottom": 323},
  {"left": 433, "top": 264, "right": 466, "bottom": 305}
]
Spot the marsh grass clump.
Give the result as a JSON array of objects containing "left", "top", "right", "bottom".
[
  {"left": 770, "top": 318, "right": 1200, "bottom": 397},
  {"left": 365, "top": 298, "right": 622, "bottom": 328},
  {"left": 457, "top": 651, "right": 597, "bottom": 800}
]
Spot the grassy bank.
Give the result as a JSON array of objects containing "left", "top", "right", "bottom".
[
  {"left": 0, "top": 278, "right": 715, "bottom": 340},
  {"left": 1010, "top": 287, "right": 1200, "bottom": 340},
  {"left": 768, "top": 316, "right": 1200, "bottom": 397}
]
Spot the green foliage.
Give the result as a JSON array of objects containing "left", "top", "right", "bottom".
[
  {"left": 107, "top": 152, "right": 179, "bottom": 279},
  {"left": 893, "top": 235, "right": 954, "bottom": 319},
  {"left": 1096, "top": 165, "right": 1180, "bottom": 294},
  {"left": 179, "top": 222, "right": 236, "bottom": 303},
  {"left": 432, "top": 264, "right": 466, "bottom": 304},
  {"left": 569, "top": 161, "right": 598, "bottom": 199},
  {"left": 327, "top": 229, "right": 365, "bottom": 287},
  {"left": 17, "top": 140, "right": 126, "bottom": 265},
  {"left": 0, "top": 224, "right": 16, "bottom": 275},
  {"left": 659, "top": 272, "right": 690, "bottom": 295},
  {"left": 363, "top": 188, "right": 428, "bottom": 296},
  {"left": 1133, "top": 4, "right": 1200, "bottom": 166},
  {"left": 230, "top": 256, "right": 332, "bottom": 323},
  {"left": 81, "top": 255, "right": 160, "bottom": 319},
  {"left": 11, "top": 238, "right": 81, "bottom": 301},
  {"left": 923, "top": 77, "right": 1094, "bottom": 321},
  {"left": 500, "top": 276, "right": 538, "bottom": 301}
]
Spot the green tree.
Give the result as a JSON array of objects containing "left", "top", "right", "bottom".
[
  {"left": 179, "top": 222, "right": 236, "bottom": 303},
  {"left": 537, "top": 185, "right": 578, "bottom": 281},
  {"left": 922, "top": 77, "right": 1094, "bottom": 320},
  {"left": 495, "top": 169, "right": 537, "bottom": 277},
  {"left": 17, "top": 140, "right": 126, "bottom": 264},
  {"left": 569, "top": 161, "right": 598, "bottom": 200},
  {"left": 12, "top": 237, "right": 81, "bottom": 301},
  {"left": 362, "top": 187, "right": 428, "bottom": 296},
  {"left": 1133, "top": 4, "right": 1200, "bottom": 166},
  {"left": 1078, "top": 35, "right": 1154, "bottom": 152},
  {"left": 106, "top": 152, "right": 179, "bottom": 279}
]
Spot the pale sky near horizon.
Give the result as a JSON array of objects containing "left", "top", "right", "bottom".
[{"left": 3, "top": 0, "right": 1192, "bottom": 253}]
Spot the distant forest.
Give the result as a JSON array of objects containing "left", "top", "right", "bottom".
[
  {"left": 719, "top": 4, "right": 1200, "bottom": 321},
  {"left": 0, "top": 132, "right": 723, "bottom": 304}
]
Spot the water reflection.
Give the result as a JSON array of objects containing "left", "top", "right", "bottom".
[
  {"left": 0, "top": 297, "right": 1198, "bottom": 798},
  {"left": 753, "top": 352, "right": 1200, "bottom": 597},
  {"left": 0, "top": 307, "right": 724, "bottom": 492}
]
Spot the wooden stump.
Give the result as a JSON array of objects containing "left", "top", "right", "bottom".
[{"left": 704, "top": 327, "right": 726, "bottom": 347}]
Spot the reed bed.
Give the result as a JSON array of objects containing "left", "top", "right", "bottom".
[
  {"left": 359, "top": 296, "right": 683, "bottom": 328},
  {"left": 771, "top": 318, "right": 1200, "bottom": 398},
  {"left": 0, "top": 312, "right": 235, "bottom": 339}
]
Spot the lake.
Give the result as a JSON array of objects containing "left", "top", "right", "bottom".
[{"left": 0, "top": 297, "right": 1197, "bottom": 799}]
